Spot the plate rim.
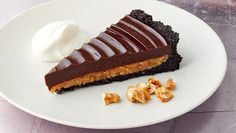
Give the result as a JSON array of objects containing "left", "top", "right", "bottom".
[{"left": 0, "top": 0, "right": 227, "bottom": 129}]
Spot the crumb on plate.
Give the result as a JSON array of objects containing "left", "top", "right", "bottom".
[{"left": 102, "top": 92, "right": 120, "bottom": 105}]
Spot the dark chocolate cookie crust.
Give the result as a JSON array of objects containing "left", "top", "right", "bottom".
[{"left": 56, "top": 9, "right": 182, "bottom": 94}]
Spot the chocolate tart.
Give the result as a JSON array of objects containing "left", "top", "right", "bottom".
[{"left": 45, "top": 9, "right": 182, "bottom": 94}]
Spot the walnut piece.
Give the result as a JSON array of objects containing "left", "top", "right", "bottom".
[
  {"left": 102, "top": 92, "right": 120, "bottom": 105},
  {"left": 126, "top": 86, "right": 151, "bottom": 104},
  {"left": 137, "top": 82, "right": 156, "bottom": 95},
  {"left": 155, "top": 86, "right": 173, "bottom": 102},
  {"left": 165, "top": 78, "right": 175, "bottom": 90},
  {"left": 147, "top": 83, "right": 157, "bottom": 95},
  {"left": 148, "top": 77, "right": 162, "bottom": 88}
]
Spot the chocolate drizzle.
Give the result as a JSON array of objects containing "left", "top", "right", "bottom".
[{"left": 45, "top": 10, "right": 181, "bottom": 90}]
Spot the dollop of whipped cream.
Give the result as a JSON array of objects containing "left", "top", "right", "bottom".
[{"left": 32, "top": 20, "right": 88, "bottom": 62}]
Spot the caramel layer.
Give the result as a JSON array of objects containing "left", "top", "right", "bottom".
[{"left": 50, "top": 55, "right": 169, "bottom": 93}]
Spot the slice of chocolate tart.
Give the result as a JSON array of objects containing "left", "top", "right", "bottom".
[{"left": 45, "top": 9, "right": 182, "bottom": 94}]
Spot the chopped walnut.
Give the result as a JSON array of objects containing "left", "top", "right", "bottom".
[
  {"left": 155, "top": 86, "right": 173, "bottom": 103},
  {"left": 126, "top": 86, "right": 151, "bottom": 104},
  {"left": 102, "top": 92, "right": 120, "bottom": 105},
  {"left": 147, "top": 83, "right": 157, "bottom": 95},
  {"left": 148, "top": 77, "right": 162, "bottom": 88},
  {"left": 165, "top": 78, "right": 175, "bottom": 90},
  {"left": 136, "top": 83, "right": 156, "bottom": 95},
  {"left": 155, "top": 86, "right": 170, "bottom": 96}
]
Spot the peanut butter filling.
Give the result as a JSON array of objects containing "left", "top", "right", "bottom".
[{"left": 50, "top": 55, "right": 169, "bottom": 93}]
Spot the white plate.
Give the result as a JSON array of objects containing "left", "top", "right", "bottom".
[{"left": 0, "top": 0, "right": 227, "bottom": 129}]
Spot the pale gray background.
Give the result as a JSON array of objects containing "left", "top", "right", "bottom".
[{"left": 0, "top": 0, "right": 235, "bottom": 133}]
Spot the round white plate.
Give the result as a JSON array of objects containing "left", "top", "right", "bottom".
[{"left": 0, "top": 0, "right": 227, "bottom": 129}]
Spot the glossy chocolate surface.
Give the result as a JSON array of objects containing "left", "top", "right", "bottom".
[{"left": 45, "top": 15, "right": 171, "bottom": 89}]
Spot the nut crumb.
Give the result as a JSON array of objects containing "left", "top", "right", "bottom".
[
  {"left": 148, "top": 77, "right": 162, "bottom": 88},
  {"left": 102, "top": 92, "right": 120, "bottom": 105},
  {"left": 148, "top": 83, "right": 157, "bottom": 94},
  {"left": 165, "top": 78, "right": 175, "bottom": 90},
  {"left": 136, "top": 82, "right": 156, "bottom": 95},
  {"left": 155, "top": 86, "right": 173, "bottom": 102},
  {"left": 126, "top": 86, "right": 151, "bottom": 104}
]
